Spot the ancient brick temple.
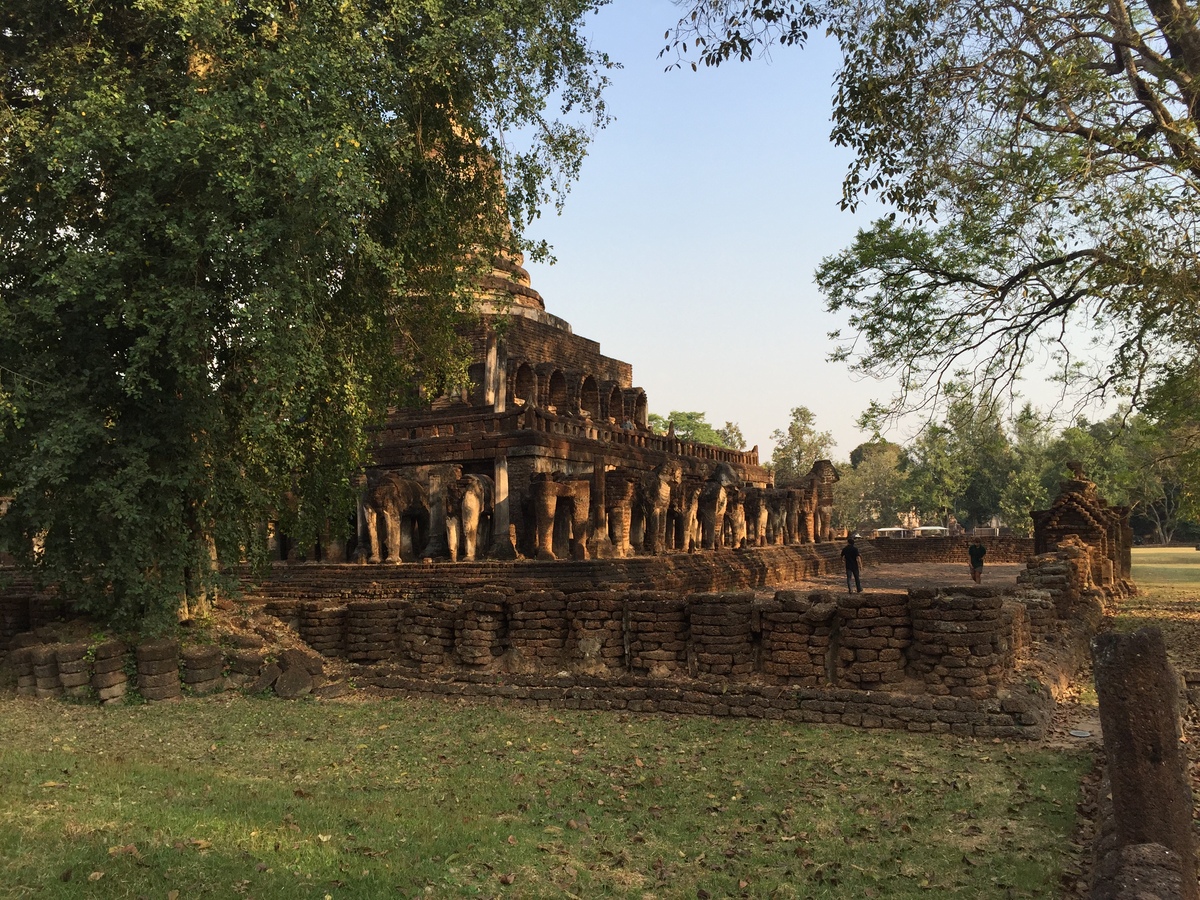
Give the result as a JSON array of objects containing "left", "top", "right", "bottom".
[
  {"left": 1031, "top": 463, "right": 1132, "bottom": 588},
  {"left": 351, "top": 254, "right": 839, "bottom": 564}
]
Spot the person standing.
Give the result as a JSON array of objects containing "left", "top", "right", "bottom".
[
  {"left": 968, "top": 539, "right": 987, "bottom": 583},
  {"left": 841, "top": 536, "right": 862, "bottom": 593}
]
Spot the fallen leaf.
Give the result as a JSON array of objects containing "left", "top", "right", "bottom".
[
  {"left": 499, "top": 873, "right": 516, "bottom": 885},
  {"left": 507, "top": 835, "right": 517, "bottom": 845},
  {"left": 88, "top": 871, "right": 104, "bottom": 882}
]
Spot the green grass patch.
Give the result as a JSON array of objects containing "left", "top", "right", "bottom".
[
  {"left": 1120, "top": 548, "right": 1200, "bottom": 672},
  {"left": 0, "top": 695, "right": 1087, "bottom": 898},
  {"left": 1131, "top": 546, "right": 1200, "bottom": 588}
]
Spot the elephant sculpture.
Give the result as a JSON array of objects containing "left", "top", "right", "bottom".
[
  {"left": 604, "top": 469, "right": 639, "bottom": 558},
  {"left": 698, "top": 462, "right": 739, "bottom": 550},
  {"left": 764, "top": 487, "right": 788, "bottom": 545},
  {"left": 742, "top": 487, "right": 769, "bottom": 546},
  {"left": 445, "top": 473, "right": 494, "bottom": 562},
  {"left": 723, "top": 484, "right": 747, "bottom": 548},
  {"left": 808, "top": 460, "right": 840, "bottom": 542},
  {"left": 638, "top": 460, "right": 681, "bottom": 554},
  {"left": 529, "top": 471, "right": 591, "bottom": 560},
  {"left": 668, "top": 477, "right": 702, "bottom": 551},
  {"left": 361, "top": 472, "right": 430, "bottom": 564}
]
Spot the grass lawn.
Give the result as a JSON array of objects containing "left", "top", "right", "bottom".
[
  {"left": 0, "top": 692, "right": 1088, "bottom": 899},
  {"left": 1123, "top": 547, "right": 1200, "bottom": 672}
]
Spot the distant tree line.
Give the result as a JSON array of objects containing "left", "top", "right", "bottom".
[{"left": 654, "top": 399, "right": 1199, "bottom": 543}]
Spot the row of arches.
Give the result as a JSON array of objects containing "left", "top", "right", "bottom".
[{"left": 508, "top": 362, "right": 648, "bottom": 427}]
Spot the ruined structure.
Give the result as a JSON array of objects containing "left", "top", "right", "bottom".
[
  {"left": 1030, "top": 463, "right": 1132, "bottom": 589},
  {"left": 351, "top": 254, "right": 838, "bottom": 564}
]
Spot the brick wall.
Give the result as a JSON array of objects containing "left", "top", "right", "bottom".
[
  {"left": 870, "top": 536, "right": 1035, "bottom": 564},
  {"left": 238, "top": 543, "right": 845, "bottom": 608},
  {"left": 249, "top": 584, "right": 1062, "bottom": 737}
]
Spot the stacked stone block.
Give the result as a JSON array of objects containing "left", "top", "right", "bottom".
[
  {"left": 565, "top": 592, "right": 625, "bottom": 673},
  {"left": 626, "top": 592, "right": 689, "bottom": 676},
  {"left": 508, "top": 591, "right": 569, "bottom": 669},
  {"left": 401, "top": 597, "right": 460, "bottom": 671},
  {"left": 910, "top": 590, "right": 1008, "bottom": 699},
  {"left": 687, "top": 592, "right": 756, "bottom": 680},
  {"left": 835, "top": 592, "right": 910, "bottom": 688},
  {"left": 223, "top": 635, "right": 266, "bottom": 689},
  {"left": 91, "top": 640, "right": 129, "bottom": 704},
  {"left": 181, "top": 644, "right": 223, "bottom": 695},
  {"left": 9, "top": 645, "right": 36, "bottom": 696},
  {"left": 136, "top": 639, "right": 182, "bottom": 702},
  {"left": 299, "top": 602, "right": 346, "bottom": 657},
  {"left": 758, "top": 591, "right": 835, "bottom": 685},
  {"left": 31, "top": 644, "right": 63, "bottom": 699},
  {"left": 999, "top": 600, "right": 1028, "bottom": 668},
  {"left": 1019, "top": 593, "right": 1057, "bottom": 638},
  {"left": 345, "top": 600, "right": 397, "bottom": 664},
  {"left": 455, "top": 590, "right": 508, "bottom": 668},
  {"left": 263, "top": 599, "right": 302, "bottom": 634},
  {"left": 55, "top": 642, "right": 91, "bottom": 699}
]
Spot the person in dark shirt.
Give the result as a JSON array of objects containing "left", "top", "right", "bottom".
[
  {"left": 968, "top": 539, "right": 987, "bottom": 583},
  {"left": 841, "top": 536, "right": 862, "bottom": 593}
]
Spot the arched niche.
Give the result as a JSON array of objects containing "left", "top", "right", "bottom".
[
  {"left": 624, "top": 388, "right": 648, "bottom": 428},
  {"left": 547, "top": 370, "right": 567, "bottom": 412},
  {"left": 604, "top": 383, "right": 623, "bottom": 421},
  {"left": 579, "top": 375, "right": 600, "bottom": 420},
  {"left": 512, "top": 362, "right": 536, "bottom": 407}
]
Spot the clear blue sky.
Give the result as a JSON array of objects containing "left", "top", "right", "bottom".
[{"left": 522, "top": 0, "right": 887, "bottom": 460}]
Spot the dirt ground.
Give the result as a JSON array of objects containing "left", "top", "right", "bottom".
[{"left": 768, "top": 559, "right": 1028, "bottom": 595}]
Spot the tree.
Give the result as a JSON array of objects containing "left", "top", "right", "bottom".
[
  {"left": 648, "top": 410, "right": 736, "bottom": 447},
  {"left": 0, "top": 0, "right": 612, "bottom": 630},
  {"left": 833, "top": 440, "right": 907, "bottom": 533},
  {"left": 998, "top": 405, "right": 1052, "bottom": 537},
  {"left": 669, "top": 0, "right": 1200, "bottom": 423},
  {"left": 941, "top": 388, "right": 1016, "bottom": 529},
  {"left": 769, "top": 406, "right": 834, "bottom": 486},
  {"left": 717, "top": 421, "right": 747, "bottom": 452},
  {"left": 899, "top": 425, "right": 963, "bottom": 530}
]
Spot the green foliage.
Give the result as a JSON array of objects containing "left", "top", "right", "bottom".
[
  {"left": 648, "top": 410, "right": 740, "bottom": 448},
  {"left": 0, "top": 0, "right": 612, "bottom": 628},
  {"left": 717, "top": 420, "right": 747, "bottom": 451},
  {"left": 0, "top": 697, "right": 1089, "bottom": 897},
  {"left": 997, "top": 406, "right": 1052, "bottom": 537},
  {"left": 769, "top": 406, "right": 834, "bottom": 486},
  {"left": 670, "top": 0, "right": 1200, "bottom": 428},
  {"left": 833, "top": 439, "right": 907, "bottom": 532}
]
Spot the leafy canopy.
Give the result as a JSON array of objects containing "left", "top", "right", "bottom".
[
  {"left": 769, "top": 406, "right": 833, "bottom": 486},
  {"left": 668, "top": 0, "right": 1200, "bottom": 424},
  {"left": 0, "top": 0, "right": 612, "bottom": 629},
  {"left": 647, "top": 410, "right": 745, "bottom": 449}
]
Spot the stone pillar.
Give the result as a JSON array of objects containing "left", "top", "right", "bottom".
[
  {"left": 484, "top": 332, "right": 498, "bottom": 408},
  {"left": 491, "top": 455, "right": 516, "bottom": 559},
  {"left": 589, "top": 462, "right": 613, "bottom": 558},
  {"left": 1092, "top": 627, "right": 1198, "bottom": 900},
  {"left": 353, "top": 476, "right": 369, "bottom": 563},
  {"left": 493, "top": 338, "right": 507, "bottom": 414}
]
